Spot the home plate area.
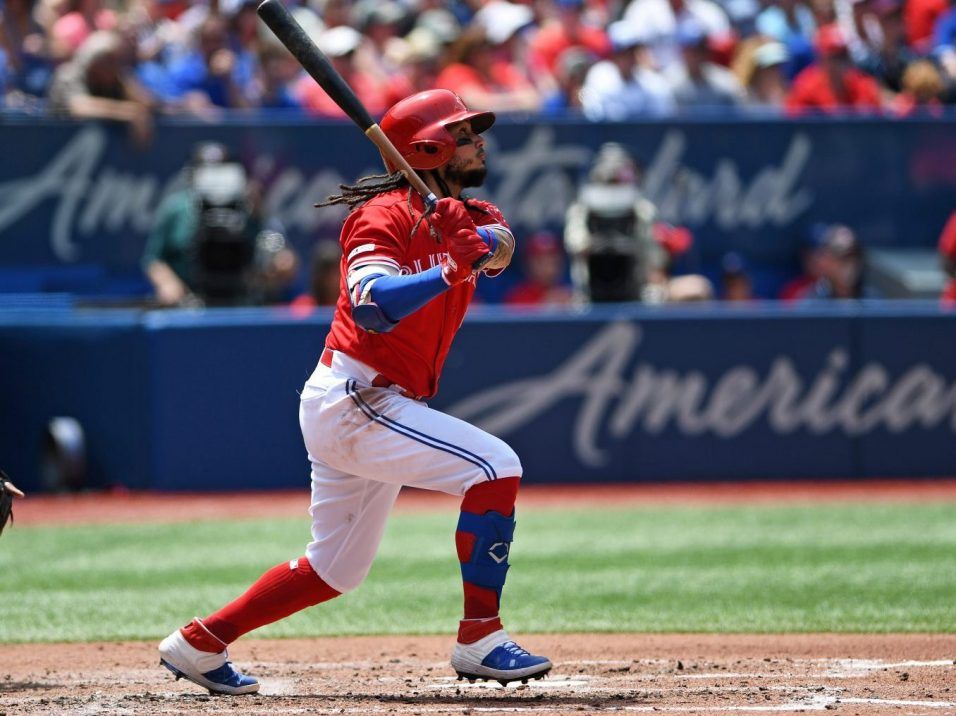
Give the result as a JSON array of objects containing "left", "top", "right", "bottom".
[{"left": 2, "top": 634, "right": 954, "bottom": 715}]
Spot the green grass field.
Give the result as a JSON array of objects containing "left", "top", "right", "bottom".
[{"left": 2, "top": 501, "right": 955, "bottom": 643}]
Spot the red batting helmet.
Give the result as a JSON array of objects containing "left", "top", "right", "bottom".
[{"left": 380, "top": 89, "right": 495, "bottom": 171}]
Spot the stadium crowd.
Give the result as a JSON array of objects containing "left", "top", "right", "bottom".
[{"left": 2, "top": 0, "right": 956, "bottom": 123}]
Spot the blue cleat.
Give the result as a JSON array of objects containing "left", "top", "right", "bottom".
[
  {"left": 451, "top": 629, "right": 552, "bottom": 686},
  {"left": 158, "top": 629, "right": 259, "bottom": 695}
]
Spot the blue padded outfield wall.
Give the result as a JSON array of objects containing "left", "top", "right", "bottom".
[
  {"left": 0, "top": 116, "right": 955, "bottom": 297},
  {"left": 1, "top": 303, "right": 954, "bottom": 492}
]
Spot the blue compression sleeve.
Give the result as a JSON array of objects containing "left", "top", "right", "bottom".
[
  {"left": 366, "top": 266, "right": 449, "bottom": 322},
  {"left": 477, "top": 226, "right": 498, "bottom": 255}
]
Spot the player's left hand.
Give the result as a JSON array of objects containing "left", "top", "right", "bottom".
[
  {"left": 429, "top": 198, "right": 476, "bottom": 239},
  {"left": 463, "top": 198, "right": 508, "bottom": 228}
]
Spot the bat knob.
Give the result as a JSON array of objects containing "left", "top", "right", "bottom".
[{"left": 423, "top": 193, "right": 438, "bottom": 215}]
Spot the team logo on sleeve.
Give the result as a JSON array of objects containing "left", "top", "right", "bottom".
[{"left": 347, "top": 243, "right": 377, "bottom": 262}]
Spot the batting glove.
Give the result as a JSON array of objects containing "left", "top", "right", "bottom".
[
  {"left": 431, "top": 199, "right": 491, "bottom": 283},
  {"left": 464, "top": 198, "right": 508, "bottom": 227}
]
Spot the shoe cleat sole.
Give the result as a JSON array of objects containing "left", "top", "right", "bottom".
[
  {"left": 160, "top": 658, "right": 257, "bottom": 696},
  {"left": 455, "top": 666, "right": 551, "bottom": 686},
  {"left": 161, "top": 659, "right": 184, "bottom": 681}
]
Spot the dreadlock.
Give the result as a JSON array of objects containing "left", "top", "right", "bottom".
[
  {"left": 315, "top": 171, "right": 409, "bottom": 211},
  {"left": 316, "top": 169, "right": 488, "bottom": 242}
]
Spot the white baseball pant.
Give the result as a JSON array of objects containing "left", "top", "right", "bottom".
[{"left": 298, "top": 350, "right": 522, "bottom": 594}]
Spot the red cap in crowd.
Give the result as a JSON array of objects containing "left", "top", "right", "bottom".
[
  {"left": 524, "top": 231, "right": 563, "bottom": 258},
  {"left": 815, "top": 24, "right": 849, "bottom": 58}
]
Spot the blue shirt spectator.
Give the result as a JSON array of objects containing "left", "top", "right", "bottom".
[
  {"left": 756, "top": 0, "right": 817, "bottom": 78},
  {"left": 165, "top": 14, "right": 255, "bottom": 108}
]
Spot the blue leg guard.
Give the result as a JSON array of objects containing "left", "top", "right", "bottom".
[{"left": 456, "top": 510, "right": 516, "bottom": 602}]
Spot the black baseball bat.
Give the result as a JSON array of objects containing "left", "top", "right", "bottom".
[
  {"left": 257, "top": 0, "right": 496, "bottom": 269},
  {"left": 256, "top": 0, "right": 438, "bottom": 210}
]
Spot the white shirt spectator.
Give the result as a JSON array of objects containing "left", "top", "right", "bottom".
[
  {"left": 623, "top": 0, "right": 732, "bottom": 70},
  {"left": 580, "top": 59, "right": 676, "bottom": 119},
  {"left": 665, "top": 61, "right": 744, "bottom": 108}
]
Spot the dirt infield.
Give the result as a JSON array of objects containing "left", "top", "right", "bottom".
[{"left": 2, "top": 634, "right": 955, "bottom": 715}]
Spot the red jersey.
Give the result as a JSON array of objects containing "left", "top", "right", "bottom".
[
  {"left": 434, "top": 62, "right": 535, "bottom": 97},
  {"left": 296, "top": 72, "right": 387, "bottom": 118},
  {"left": 785, "top": 66, "right": 882, "bottom": 114},
  {"left": 529, "top": 23, "right": 611, "bottom": 75},
  {"left": 904, "top": 0, "right": 948, "bottom": 49},
  {"left": 324, "top": 188, "right": 507, "bottom": 399}
]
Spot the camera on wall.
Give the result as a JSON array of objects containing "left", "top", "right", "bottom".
[
  {"left": 191, "top": 158, "right": 256, "bottom": 305},
  {"left": 579, "top": 182, "right": 644, "bottom": 303}
]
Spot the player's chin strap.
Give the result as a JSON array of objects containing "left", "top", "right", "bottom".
[{"left": 456, "top": 509, "right": 515, "bottom": 605}]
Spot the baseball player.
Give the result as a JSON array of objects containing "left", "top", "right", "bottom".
[{"left": 158, "top": 89, "right": 552, "bottom": 695}]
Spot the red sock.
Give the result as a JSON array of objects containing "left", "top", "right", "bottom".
[
  {"left": 456, "top": 477, "right": 519, "bottom": 643},
  {"left": 181, "top": 557, "right": 339, "bottom": 650},
  {"left": 460, "top": 477, "right": 519, "bottom": 516}
]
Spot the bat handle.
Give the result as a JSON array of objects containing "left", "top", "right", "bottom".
[{"left": 366, "top": 124, "right": 437, "bottom": 209}]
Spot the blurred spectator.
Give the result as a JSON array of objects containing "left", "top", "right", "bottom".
[
  {"left": 857, "top": 0, "right": 916, "bottom": 93},
  {"left": 666, "top": 18, "right": 745, "bottom": 109},
  {"left": 564, "top": 142, "right": 669, "bottom": 303},
  {"left": 785, "top": 23, "right": 883, "bottom": 112},
  {"left": 810, "top": 0, "right": 840, "bottom": 27},
  {"left": 649, "top": 222, "right": 716, "bottom": 301},
  {"left": 503, "top": 231, "right": 574, "bottom": 305},
  {"left": 319, "top": 0, "right": 352, "bottom": 29},
  {"left": 792, "top": 223, "right": 867, "bottom": 299},
  {"left": 297, "top": 25, "right": 387, "bottom": 117},
  {"left": 142, "top": 141, "right": 298, "bottom": 307},
  {"left": 164, "top": 13, "right": 256, "bottom": 110},
  {"left": 255, "top": 42, "right": 304, "bottom": 110},
  {"left": 382, "top": 27, "right": 443, "bottom": 100},
  {"left": 892, "top": 57, "right": 945, "bottom": 114},
  {"left": 580, "top": 20, "right": 675, "bottom": 119},
  {"left": 905, "top": 0, "right": 948, "bottom": 51},
  {"left": 719, "top": 251, "right": 755, "bottom": 300},
  {"left": 227, "top": 0, "right": 260, "bottom": 51},
  {"left": 755, "top": 0, "right": 817, "bottom": 77},
  {"left": 733, "top": 37, "right": 791, "bottom": 107},
  {"left": 938, "top": 210, "right": 956, "bottom": 303},
  {"left": 623, "top": 0, "right": 733, "bottom": 71},
  {"left": 5, "top": 0, "right": 954, "bottom": 119},
  {"left": 528, "top": 0, "right": 610, "bottom": 77},
  {"left": 433, "top": 20, "right": 540, "bottom": 112},
  {"left": 48, "top": 30, "right": 155, "bottom": 144},
  {"left": 352, "top": 0, "right": 408, "bottom": 87},
  {"left": 540, "top": 45, "right": 593, "bottom": 114},
  {"left": 0, "top": 0, "right": 54, "bottom": 102},
  {"left": 934, "top": 0, "right": 956, "bottom": 86},
  {"left": 415, "top": 6, "right": 461, "bottom": 51},
  {"left": 290, "top": 240, "right": 342, "bottom": 310},
  {"left": 835, "top": 0, "right": 882, "bottom": 64},
  {"left": 124, "top": 0, "right": 191, "bottom": 64},
  {"left": 666, "top": 273, "right": 715, "bottom": 300},
  {"left": 779, "top": 226, "right": 825, "bottom": 300},
  {"left": 50, "top": 0, "right": 117, "bottom": 61}
]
